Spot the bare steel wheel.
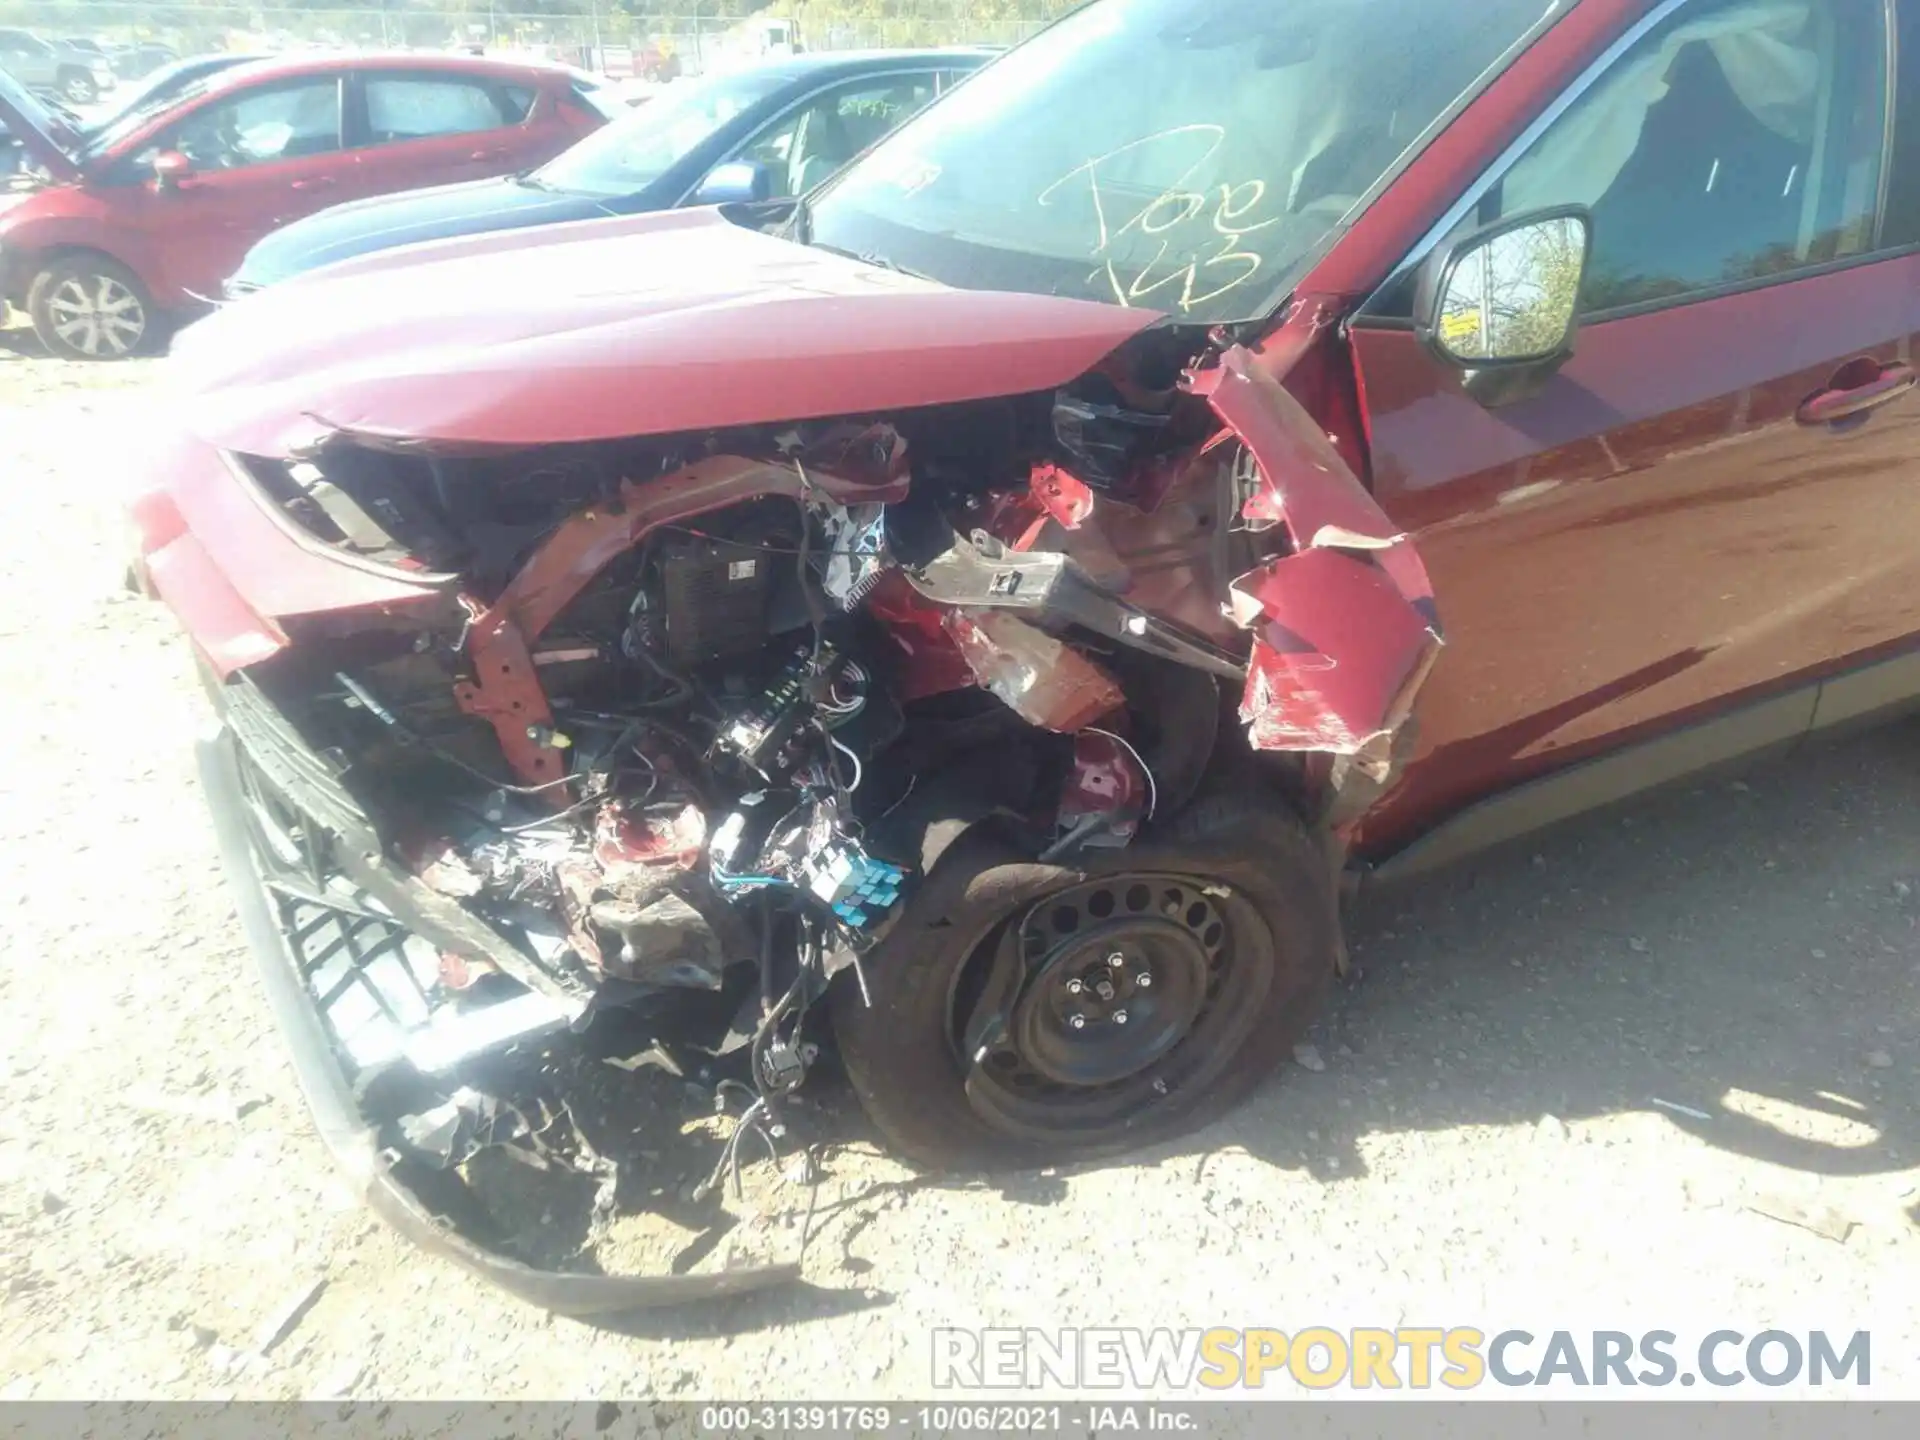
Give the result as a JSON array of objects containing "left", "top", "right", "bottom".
[
  {"left": 832, "top": 792, "right": 1339, "bottom": 1171},
  {"left": 28, "top": 255, "right": 152, "bottom": 360},
  {"left": 961, "top": 874, "right": 1264, "bottom": 1142}
]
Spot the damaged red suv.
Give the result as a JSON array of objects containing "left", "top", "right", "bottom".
[{"left": 132, "top": 0, "right": 1920, "bottom": 1310}]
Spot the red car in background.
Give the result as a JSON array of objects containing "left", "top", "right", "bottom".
[{"left": 0, "top": 54, "right": 606, "bottom": 358}]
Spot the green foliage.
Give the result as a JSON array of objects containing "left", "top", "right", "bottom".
[{"left": 778, "top": 0, "right": 1073, "bottom": 48}]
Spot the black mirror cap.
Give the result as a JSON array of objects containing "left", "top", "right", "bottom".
[{"left": 1415, "top": 203, "right": 1594, "bottom": 377}]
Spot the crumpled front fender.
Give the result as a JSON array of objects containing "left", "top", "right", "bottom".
[{"left": 1194, "top": 336, "right": 1442, "bottom": 782}]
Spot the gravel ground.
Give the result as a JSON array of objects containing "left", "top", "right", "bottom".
[{"left": 1, "top": 328, "right": 1916, "bottom": 1405}]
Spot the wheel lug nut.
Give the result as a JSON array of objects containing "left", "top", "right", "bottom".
[
  {"left": 1068, "top": 1013, "right": 1088, "bottom": 1031},
  {"left": 1066, "top": 979, "right": 1084, "bottom": 995},
  {"left": 1135, "top": 973, "right": 1152, "bottom": 989},
  {"left": 1107, "top": 952, "right": 1125, "bottom": 968},
  {"left": 1113, "top": 1009, "right": 1129, "bottom": 1025}
]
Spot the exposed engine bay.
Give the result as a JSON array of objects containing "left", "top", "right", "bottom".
[{"left": 204, "top": 327, "right": 1439, "bottom": 1302}]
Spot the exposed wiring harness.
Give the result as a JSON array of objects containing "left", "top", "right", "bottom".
[
  {"left": 694, "top": 918, "right": 819, "bottom": 1202},
  {"left": 336, "top": 671, "right": 581, "bottom": 796},
  {"left": 1085, "top": 725, "right": 1159, "bottom": 819}
]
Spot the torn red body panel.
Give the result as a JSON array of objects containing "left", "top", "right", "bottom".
[
  {"left": 1229, "top": 548, "right": 1436, "bottom": 760},
  {"left": 862, "top": 573, "right": 976, "bottom": 703},
  {"left": 1200, "top": 343, "right": 1442, "bottom": 765}
]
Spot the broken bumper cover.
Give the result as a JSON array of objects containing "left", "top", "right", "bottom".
[{"left": 195, "top": 721, "right": 800, "bottom": 1314}]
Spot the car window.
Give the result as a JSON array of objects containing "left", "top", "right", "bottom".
[
  {"left": 1485, "top": 0, "right": 1888, "bottom": 315},
  {"left": 163, "top": 79, "right": 344, "bottom": 169},
  {"left": 735, "top": 73, "right": 942, "bottom": 199},
  {"left": 500, "top": 83, "right": 536, "bottom": 123},
  {"left": 364, "top": 76, "right": 508, "bottom": 143},
  {"left": 532, "top": 67, "right": 791, "bottom": 197},
  {"left": 572, "top": 79, "right": 625, "bottom": 121}
]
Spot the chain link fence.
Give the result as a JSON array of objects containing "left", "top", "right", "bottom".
[{"left": 0, "top": 0, "right": 1078, "bottom": 78}]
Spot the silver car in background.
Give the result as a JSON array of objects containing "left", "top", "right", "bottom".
[{"left": 0, "top": 29, "right": 116, "bottom": 105}]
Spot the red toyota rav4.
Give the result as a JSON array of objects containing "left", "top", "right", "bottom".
[
  {"left": 129, "top": 0, "right": 1920, "bottom": 1308},
  {"left": 0, "top": 54, "right": 604, "bottom": 358}
]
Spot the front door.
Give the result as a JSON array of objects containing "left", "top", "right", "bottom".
[
  {"left": 130, "top": 75, "right": 352, "bottom": 304},
  {"left": 1346, "top": 0, "right": 1920, "bottom": 850}
]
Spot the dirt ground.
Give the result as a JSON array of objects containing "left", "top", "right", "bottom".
[{"left": 1, "top": 328, "right": 1916, "bottom": 1405}]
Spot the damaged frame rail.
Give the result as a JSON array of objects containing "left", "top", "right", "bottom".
[{"left": 196, "top": 691, "right": 800, "bottom": 1314}]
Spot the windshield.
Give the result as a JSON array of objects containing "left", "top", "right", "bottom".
[
  {"left": 85, "top": 71, "right": 223, "bottom": 156},
  {"left": 535, "top": 67, "right": 791, "bottom": 197},
  {"left": 810, "top": 0, "right": 1559, "bottom": 324},
  {"left": 90, "top": 57, "right": 235, "bottom": 133}
]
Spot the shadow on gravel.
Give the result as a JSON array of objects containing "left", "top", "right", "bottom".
[
  {"left": 584, "top": 1281, "right": 898, "bottom": 1342},
  {"left": 1201, "top": 718, "right": 1920, "bottom": 1187}
]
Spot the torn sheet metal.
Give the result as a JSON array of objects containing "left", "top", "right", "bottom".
[
  {"left": 1200, "top": 345, "right": 1442, "bottom": 768},
  {"left": 1030, "top": 464, "right": 1096, "bottom": 531},
  {"left": 1230, "top": 548, "right": 1439, "bottom": 771},
  {"left": 942, "top": 608, "right": 1125, "bottom": 733}
]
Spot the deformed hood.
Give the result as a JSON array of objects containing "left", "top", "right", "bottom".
[
  {"left": 0, "top": 70, "right": 81, "bottom": 181},
  {"left": 171, "top": 207, "right": 1164, "bottom": 458}
]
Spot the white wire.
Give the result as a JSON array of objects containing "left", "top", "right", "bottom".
[
  {"left": 1085, "top": 726, "right": 1158, "bottom": 819},
  {"left": 828, "top": 734, "right": 864, "bottom": 794}
]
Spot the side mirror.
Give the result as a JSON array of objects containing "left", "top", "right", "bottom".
[
  {"left": 692, "top": 159, "right": 770, "bottom": 206},
  {"left": 1420, "top": 207, "right": 1591, "bottom": 405},
  {"left": 151, "top": 149, "right": 192, "bottom": 189}
]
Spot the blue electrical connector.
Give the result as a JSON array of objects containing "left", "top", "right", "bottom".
[{"left": 803, "top": 844, "right": 907, "bottom": 930}]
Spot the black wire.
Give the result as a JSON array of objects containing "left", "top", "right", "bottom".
[
  {"left": 793, "top": 485, "right": 829, "bottom": 670},
  {"left": 758, "top": 899, "right": 779, "bottom": 1015},
  {"left": 339, "top": 672, "right": 580, "bottom": 795},
  {"left": 631, "top": 644, "right": 697, "bottom": 710},
  {"left": 695, "top": 960, "right": 812, "bottom": 1201}
]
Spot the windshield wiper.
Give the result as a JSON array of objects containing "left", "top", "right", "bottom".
[{"left": 808, "top": 235, "right": 934, "bottom": 283}]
